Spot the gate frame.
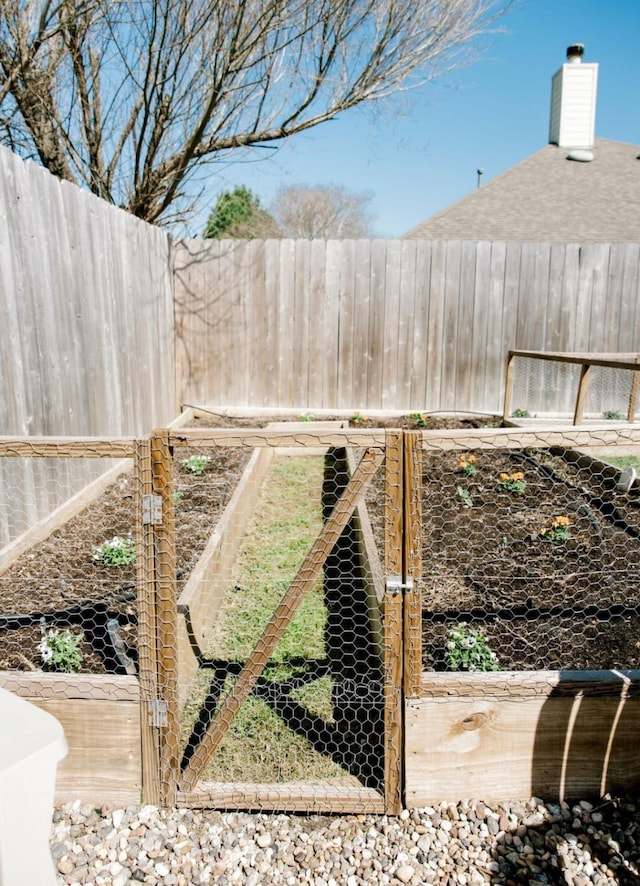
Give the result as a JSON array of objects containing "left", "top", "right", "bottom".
[{"left": 141, "top": 427, "right": 405, "bottom": 813}]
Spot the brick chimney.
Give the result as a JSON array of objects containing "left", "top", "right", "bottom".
[{"left": 548, "top": 44, "right": 598, "bottom": 148}]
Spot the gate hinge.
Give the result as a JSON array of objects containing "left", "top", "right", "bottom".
[
  {"left": 386, "top": 576, "right": 414, "bottom": 594},
  {"left": 142, "top": 494, "right": 163, "bottom": 525},
  {"left": 148, "top": 697, "right": 168, "bottom": 728}
]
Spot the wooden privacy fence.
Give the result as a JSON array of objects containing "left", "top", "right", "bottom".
[
  {"left": 173, "top": 239, "right": 640, "bottom": 414},
  {"left": 3, "top": 421, "right": 640, "bottom": 810}
]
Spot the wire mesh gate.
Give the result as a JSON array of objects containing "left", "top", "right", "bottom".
[{"left": 140, "top": 427, "right": 404, "bottom": 814}]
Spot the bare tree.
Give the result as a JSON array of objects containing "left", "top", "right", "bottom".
[
  {"left": 0, "top": 0, "right": 510, "bottom": 225},
  {"left": 271, "top": 183, "right": 374, "bottom": 239}
]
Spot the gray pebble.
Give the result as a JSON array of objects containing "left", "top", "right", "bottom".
[{"left": 49, "top": 796, "right": 640, "bottom": 885}]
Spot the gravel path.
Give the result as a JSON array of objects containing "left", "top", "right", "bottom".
[{"left": 51, "top": 795, "right": 640, "bottom": 885}]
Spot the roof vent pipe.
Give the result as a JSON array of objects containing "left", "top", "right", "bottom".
[{"left": 566, "top": 44, "right": 584, "bottom": 63}]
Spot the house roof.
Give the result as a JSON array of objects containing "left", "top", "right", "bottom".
[{"left": 403, "top": 138, "right": 640, "bottom": 242}]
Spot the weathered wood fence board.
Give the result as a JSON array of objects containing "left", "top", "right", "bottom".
[
  {"left": 174, "top": 239, "right": 640, "bottom": 415},
  {"left": 0, "top": 145, "right": 175, "bottom": 544}
]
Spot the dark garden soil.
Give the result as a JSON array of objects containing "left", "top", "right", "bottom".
[
  {"left": 417, "top": 443, "right": 640, "bottom": 672},
  {"left": 3, "top": 410, "right": 639, "bottom": 674}
]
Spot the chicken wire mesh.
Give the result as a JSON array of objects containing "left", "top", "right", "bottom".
[
  {"left": 167, "top": 431, "right": 393, "bottom": 811},
  {"left": 0, "top": 445, "right": 138, "bottom": 680},
  {"left": 413, "top": 428, "right": 640, "bottom": 676},
  {"left": 507, "top": 355, "right": 638, "bottom": 420}
]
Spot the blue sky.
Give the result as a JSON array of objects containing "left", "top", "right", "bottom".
[{"left": 192, "top": 0, "right": 640, "bottom": 238}]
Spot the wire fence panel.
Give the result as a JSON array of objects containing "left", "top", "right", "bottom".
[
  {"left": 0, "top": 439, "right": 143, "bottom": 804},
  {"left": 414, "top": 426, "right": 640, "bottom": 676},
  {"left": 506, "top": 353, "right": 640, "bottom": 421}
]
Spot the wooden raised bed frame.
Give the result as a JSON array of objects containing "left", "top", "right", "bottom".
[
  {"left": 402, "top": 425, "right": 640, "bottom": 805},
  {"left": 4, "top": 419, "right": 640, "bottom": 808}
]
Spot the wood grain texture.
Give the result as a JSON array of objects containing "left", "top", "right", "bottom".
[
  {"left": 0, "top": 673, "right": 141, "bottom": 805},
  {"left": 173, "top": 239, "right": 640, "bottom": 415},
  {"left": 177, "top": 780, "right": 385, "bottom": 813},
  {"left": 406, "top": 670, "right": 640, "bottom": 804},
  {"left": 0, "top": 145, "right": 174, "bottom": 543},
  {"left": 383, "top": 430, "right": 403, "bottom": 815}
]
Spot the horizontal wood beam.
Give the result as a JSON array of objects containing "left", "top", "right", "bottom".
[
  {"left": 508, "top": 350, "right": 640, "bottom": 372},
  {"left": 418, "top": 425, "right": 640, "bottom": 451},
  {"left": 0, "top": 438, "right": 137, "bottom": 457},
  {"left": 168, "top": 429, "right": 387, "bottom": 448},
  {"left": 176, "top": 781, "right": 385, "bottom": 813},
  {"left": 419, "top": 669, "right": 640, "bottom": 698}
]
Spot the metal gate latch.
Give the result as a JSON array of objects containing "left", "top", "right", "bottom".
[{"left": 386, "top": 576, "right": 414, "bottom": 594}]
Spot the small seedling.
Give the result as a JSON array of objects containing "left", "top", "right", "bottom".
[
  {"left": 498, "top": 471, "right": 526, "bottom": 495},
  {"left": 95, "top": 534, "right": 136, "bottom": 566},
  {"left": 351, "top": 412, "right": 368, "bottom": 425},
  {"left": 172, "top": 490, "right": 184, "bottom": 506},
  {"left": 603, "top": 409, "right": 624, "bottom": 421},
  {"left": 38, "top": 626, "right": 84, "bottom": 673},
  {"left": 182, "top": 454, "right": 211, "bottom": 475},
  {"left": 298, "top": 412, "right": 314, "bottom": 422},
  {"left": 540, "top": 515, "right": 571, "bottom": 542},
  {"left": 409, "top": 412, "right": 429, "bottom": 428},
  {"left": 445, "top": 623, "right": 501, "bottom": 672},
  {"left": 512, "top": 407, "right": 531, "bottom": 418},
  {"left": 457, "top": 485, "right": 473, "bottom": 508},
  {"left": 459, "top": 454, "right": 477, "bottom": 477}
]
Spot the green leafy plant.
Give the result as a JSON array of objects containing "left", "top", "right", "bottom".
[
  {"left": 95, "top": 534, "right": 136, "bottom": 566},
  {"left": 458, "top": 453, "right": 477, "bottom": 477},
  {"left": 457, "top": 485, "right": 473, "bottom": 508},
  {"left": 409, "top": 412, "right": 429, "bottom": 428},
  {"left": 182, "top": 454, "right": 211, "bottom": 475},
  {"left": 511, "top": 407, "right": 531, "bottom": 418},
  {"left": 298, "top": 412, "right": 314, "bottom": 422},
  {"left": 498, "top": 471, "right": 526, "bottom": 495},
  {"left": 603, "top": 409, "right": 624, "bottom": 420},
  {"left": 540, "top": 515, "right": 571, "bottom": 542},
  {"left": 445, "top": 623, "right": 501, "bottom": 672},
  {"left": 351, "top": 412, "right": 368, "bottom": 425},
  {"left": 172, "top": 490, "right": 184, "bottom": 506},
  {"left": 38, "top": 626, "right": 84, "bottom": 673}
]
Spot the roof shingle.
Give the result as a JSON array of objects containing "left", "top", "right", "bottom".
[{"left": 403, "top": 138, "right": 640, "bottom": 242}]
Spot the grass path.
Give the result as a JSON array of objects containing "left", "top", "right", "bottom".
[{"left": 180, "top": 455, "right": 347, "bottom": 783}]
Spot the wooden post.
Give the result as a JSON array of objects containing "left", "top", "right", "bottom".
[
  {"left": 502, "top": 351, "right": 516, "bottom": 422},
  {"left": 627, "top": 355, "right": 640, "bottom": 423},
  {"left": 403, "top": 432, "right": 423, "bottom": 699},
  {"left": 574, "top": 363, "right": 592, "bottom": 424},
  {"left": 383, "top": 430, "right": 404, "bottom": 815},
  {"left": 135, "top": 438, "right": 161, "bottom": 805},
  {"left": 150, "top": 431, "right": 180, "bottom": 804}
]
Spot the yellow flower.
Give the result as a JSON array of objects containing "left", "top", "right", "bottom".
[
  {"left": 512, "top": 472, "right": 524, "bottom": 481},
  {"left": 499, "top": 472, "right": 509, "bottom": 482},
  {"left": 552, "top": 515, "right": 570, "bottom": 527}
]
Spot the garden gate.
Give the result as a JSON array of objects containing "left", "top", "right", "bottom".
[{"left": 139, "top": 427, "right": 407, "bottom": 814}]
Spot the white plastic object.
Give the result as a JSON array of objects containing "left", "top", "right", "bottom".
[{"left": 0, "top": 686, "right": 67, "bottom": 886}]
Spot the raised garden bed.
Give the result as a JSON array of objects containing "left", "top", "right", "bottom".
[{"left": 395, "top": 423, "right": 640, "bottom": 804}]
